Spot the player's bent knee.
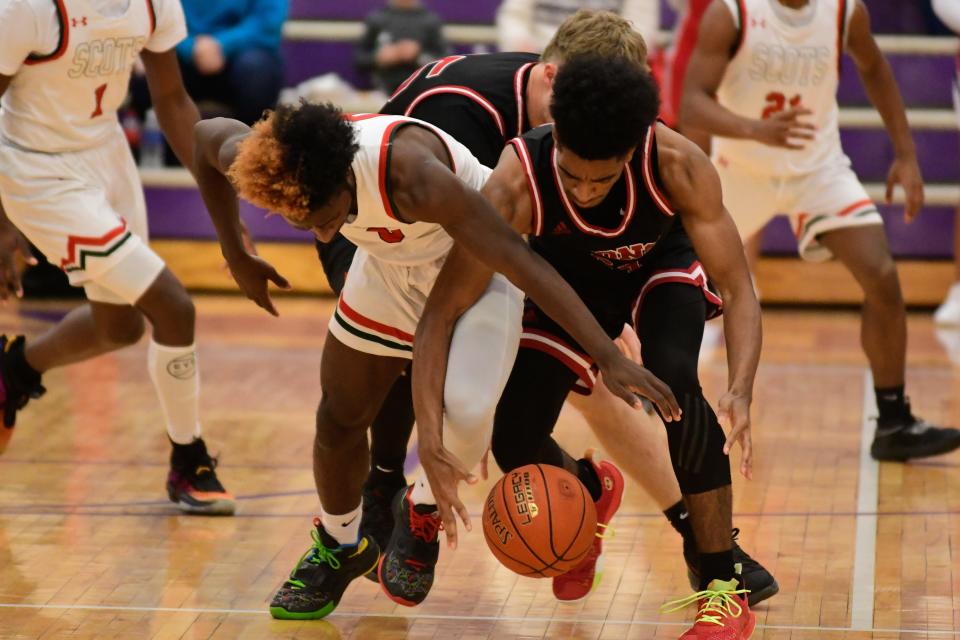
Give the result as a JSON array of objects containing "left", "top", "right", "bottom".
[
  {"left": 666, "top": 395, "right": 732, "bottom": 494},
  {"left": 97, "top": 311, "right": 146, "bottom": 347},
  {"left": 314, "top": 396, "right": 372, "bottom": 451}
]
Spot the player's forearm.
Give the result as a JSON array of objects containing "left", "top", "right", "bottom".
[
  {"left": 154, "top": 92, "right": 201, "bottom": 171},
  {"left": 720, "top": 285, "right": 762, "bottom": 398},
  {"left": 859, "top": 57, "right": 916, "bottom": 159},
  {"left": 192, "top": 153, "right": 246, "bottom": 259},
  {"left": 681, "top": 90, "right": 758, "bottom": 141}
]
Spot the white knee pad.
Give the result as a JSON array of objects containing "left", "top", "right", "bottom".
[{"left": 441, "top": 274, "right": 524, "bottom": 467}]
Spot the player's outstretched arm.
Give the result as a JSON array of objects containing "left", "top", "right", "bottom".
[
  {"left": 409, "top": 147, "right": 532, "bottom": 548},
  {"left": 391, "top": 127, "right": 681, "bottom": 418},
  {"left": 142, "top": 49, "right": 201, "bottom": 170},
  {"left": 656, "top": 125, "right": 762, "bottom": 479},
  {"left": 681, "top": 2, "right": 813, "bottom": 149},
  {"left": 846, "top": 0, "right": 924, "bottom": 221},
  {"left": 193, "top": 119, "right": 290, "bottom": 315}
]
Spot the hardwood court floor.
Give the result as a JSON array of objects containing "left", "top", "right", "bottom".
[{"left": 0, "top": 295, "right": 958, "bottom": 639}]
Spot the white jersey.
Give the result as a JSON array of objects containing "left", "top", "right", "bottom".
[
  {"left": 713, "top": 0, "right": 856, "bottom": 176},
  {"left": 341, "top": 114, "right": 492, "bottom": 266},
  {"left": 0, "top": 0, "right": 186, "bottom": 152}
]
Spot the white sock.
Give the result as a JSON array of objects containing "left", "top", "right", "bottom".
[
  {"left": 409, "top": 475, "right": 436, "bottom": 506},
  {"left": 147, "top": 339, "right": 201, "bottom": 445},
  {"left": 321, "top": 503, "right": 362, "bottom": 546}
]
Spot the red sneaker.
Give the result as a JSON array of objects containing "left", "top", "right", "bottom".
[
  {"left": 662, "top": 577, "right": 755, "bottom": 639},
  {"left": 552, "top": 451, "right": 624, "bottom": 602}
]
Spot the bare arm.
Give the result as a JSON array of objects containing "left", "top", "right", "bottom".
[
  {"left": 846, "top": 0, "right": 923, "bottom": 221},
  {"left": 680, "top": 1, "right": 814, "bottom": 148},
  {"left": 656, "top": 125, "right": 761, "bottom": 479},
  {"left": 142, "top": 49, "right": 201, "bottom": 170},
  {"left": 193, "top": 118, "right": 290, "bottom": 314}
]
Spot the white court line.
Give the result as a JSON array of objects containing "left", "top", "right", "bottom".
[
  {"left": 0, "top": 602, "right": 957, "bottom": 636},
  {"left": 850, "top": 369, "right": 879, "bottom": 630}
]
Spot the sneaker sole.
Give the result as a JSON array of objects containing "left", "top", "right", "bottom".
[
  {"left": 871, "top": 432, "right": 960, "bottom": 462},
  {"left": 171, "top": 497, "right": 237, "bottom": 516},
  {"left": 377, "top": 553, "right": 422, "bottom": 607},
  {"left": 269, "top": 601, "right": 336, "bottom": 620}
]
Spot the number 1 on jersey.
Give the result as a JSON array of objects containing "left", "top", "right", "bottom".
[{"left": 90, "top": 83, "right": 107, "bottom": 119}]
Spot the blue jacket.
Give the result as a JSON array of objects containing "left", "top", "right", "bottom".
[{"left": 177, "top": 0, "right": 288, "bottom": 61}]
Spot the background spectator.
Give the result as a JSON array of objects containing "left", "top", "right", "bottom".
[
  {"left": 932, "top": 0, "right": 960, "bottom": 325},
  {"left": 176, "top": 0, "right": 288, "bottom": 125},
  {"left": 355, "top": 0, "right": 449, "bottom": 94},
  {"left": 496, "top": 0, "right": 659, "bottom": 54}
]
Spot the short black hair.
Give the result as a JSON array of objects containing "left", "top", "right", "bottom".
[
  {"left": 551, "top": 55, "right": 660, "bottom": 160},
  {"left": 273, "top": 100, "right": 360, "bottom": 210}
]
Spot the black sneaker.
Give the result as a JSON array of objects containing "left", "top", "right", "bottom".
[
  {"left": 270, "top": 518, "right": 380, "bottom": 620},
  {"left": 0, "top": 335, "right": 45, "bottom": 454},
  {"left": 360, "top": 470, "right": 407, "bottom": 582},
  {"left": 378, "top": 486, "right": 441, "bottom": 606},
  {"left": 166, "top": 438, "right": 235, "bottom": 515},
  {"left": 685, "top": 528, "right": 779, "bottom": 607},
  {"left": 870, "top": 413, "right": 960, "bottom": 461}
]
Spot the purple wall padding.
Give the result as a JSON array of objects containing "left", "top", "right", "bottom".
[{"left": 844, "top": 129, "right": 959, "bottom": 183}]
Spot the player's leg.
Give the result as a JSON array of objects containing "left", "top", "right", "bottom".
[
  {"left": 315, "top": 235, "right": 414, "bottom": 559},
  {"left": 381, "top": 273, "right": 524, "bottom": 606},
  {"left": 934, "top": 208, "right": 960, "bottom": 325},
  {"left": 637, "top": 282, "right": 754, "bottom": 636},
  {"left": 490, "top": 309, "right": 626, "bottom": 603},
  {"left": 795, "top": 167, "right": 960, "bottom": 461},
  {"left": 271, "top": 248, "right": 414, "bottom": 619}
]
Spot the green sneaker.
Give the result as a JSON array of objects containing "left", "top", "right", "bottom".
[{"left": 269, "top": 517, "right": 380, "bottom": 620}]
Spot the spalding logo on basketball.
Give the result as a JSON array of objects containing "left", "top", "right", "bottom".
[{"left": 482, "top": 463, "right": 598, "bottom": 578}]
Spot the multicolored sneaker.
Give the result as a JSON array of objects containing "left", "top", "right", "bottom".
[
  {"left": 662, "top": 575, "right": 755, "bottom": 639},
  {"left": 686, "top": 529, "right": 779, "bottom": 607},
  {"left": 360, "top": 470, "right": 407, "bottom": 582},
  {"left": 378, "top": 486, "right": 441, "bottom": 606},
  {"left": 166, "top": 438, "right": 235, "bottom": 515},
  {"left": 0, "top": 335, "right": 45, "bottom": 454},
  {"left": 270, "top": 518, "right": 380, "bottom": 620},
  {"left": 553, "top": 451, "right": 624, "bottom": 602}
]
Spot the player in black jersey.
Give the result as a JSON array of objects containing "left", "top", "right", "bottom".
[{"left": 414, "top": 57, "right": 762, "bottom": 639}]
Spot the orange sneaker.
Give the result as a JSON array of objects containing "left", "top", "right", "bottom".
[
  {"left": 552, "top": 450, "right": 624, "bottom": 602},
  {"left": 662, "top": 577, "right": 755, "bottom": 639}
]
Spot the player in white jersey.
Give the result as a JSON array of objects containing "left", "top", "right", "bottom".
[
  {"left": 0, "top": 0, "right": 234, "bottom": 514},
  {"left": 682, "top": 0, "right": 960, "bottom": 461},
  {"left": 192, "top": 101, "right": 681, "bottom": 619}
]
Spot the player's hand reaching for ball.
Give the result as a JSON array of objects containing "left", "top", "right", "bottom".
[
  {"left": 225, "top": 252, "right": 291, "bottom": 316},
  {"left": 597, "top": 350, "right": 681, "bottom": 421},
  {"left": 419, "top": 443, "right": 477, "bottom": 550},
  {"left": 0, "top": 220, "right": 36, "bottom": 301},
  {"left": 718, "top": 390, "right": 753, "bottom": 480},
  {"left": 751, "top": 107, "right": 815, "bottom": 149}
]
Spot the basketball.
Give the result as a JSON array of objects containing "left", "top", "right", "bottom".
[{"left": 482, "top": 464, "right": 597, "bottom": 578}]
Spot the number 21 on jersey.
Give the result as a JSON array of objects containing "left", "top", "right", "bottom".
[{"left": 762, "top": 92, "right": 802, "bottom": 119}]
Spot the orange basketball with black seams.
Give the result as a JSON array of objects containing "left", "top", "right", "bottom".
[{"left": 482, "top": 463, "right": 597, "bottom": 577}]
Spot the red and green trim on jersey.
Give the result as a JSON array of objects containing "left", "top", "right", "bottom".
[
  {"left": 145, "top": 0, "right": 157, "bottom": 35},
  {"left": 333, "top": 297, "right": 414, "bottom": 353},
  {"left": 60, "top": 221, "right": 133, "bottom": 273},
  {"left": 377, "top": 120, "right": 457, "bottom": 222},
  {"left": 25, "top": 0, "right": 70, "bottom": 65},
  {"left": 794, "top": 198, "right": 877, "bottom": 240},
  {"left": 836, "top": 0, "right": 849, "bottom": 73}
]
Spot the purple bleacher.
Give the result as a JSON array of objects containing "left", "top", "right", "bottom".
[
  {"left": 761, "top": 205, "right": 956, "bottom": 259},
  {"left": 843, "top": 129, "right": 959, "bottom": 183},
  {"left": 839, "top": 54, "right": 954, "bottom": 108}
]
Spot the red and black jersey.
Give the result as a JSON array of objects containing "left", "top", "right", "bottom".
[
  {"left": 379, "top": 52, "right": 539, "bottom": 167},
  {"left": 511, "top": 124, "right": 695, "bottom": 308}
]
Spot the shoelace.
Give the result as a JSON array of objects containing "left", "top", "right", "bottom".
[
  {"left": 306, "top": 528, "right": 341, "bottom": 570},
  {"left": 660, "top": 586, "right": 750, "bottom": 626},
  {"left": 562, "top": 523, "right": 615, "bottom": 584},
  {"left": 408, "top": 503, "right": 442, "bottom": 543}
]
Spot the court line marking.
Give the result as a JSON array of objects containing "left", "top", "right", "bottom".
[
  {"left": 0, "top": 602, "right": 956, "bottom": 636},
  {"left": 850, "top": 369, "right": 878, "bottom": 631}
]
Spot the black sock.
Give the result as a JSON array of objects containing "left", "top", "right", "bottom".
[
  {"left": 7, "top": 337, "right": 41, "bottom": 393},
  {"left": 576, "top": 458, "right": 603, "bottom": 502},
  {"left": 664, "top": 500, "right": 694, "bottom": 540},
  {"left": 367, "top": 464, "right": 406, "bottom": 488},
  {"left": 875, "top": 385, "right": 910, "bottom": 424},
  {"left": 698, "top": 548, "right": 734, "bottom": 589}
]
